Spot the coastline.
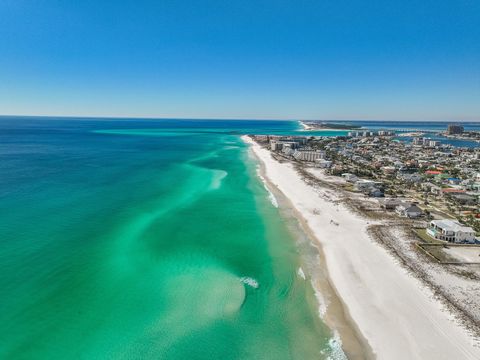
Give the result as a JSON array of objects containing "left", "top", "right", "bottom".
[
  {"left": 299, "top": 121, "right": 360, "bottom": 132},
  {"left": 249, "top": 147, "right": 374, "bottom": 360},
  {"left": 242, "top": 135, "right": 480, "bottom": 360}
]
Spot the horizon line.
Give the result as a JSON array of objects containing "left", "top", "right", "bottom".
[{"left": 0, "top": 114, "right": 479, "bottom": 123}]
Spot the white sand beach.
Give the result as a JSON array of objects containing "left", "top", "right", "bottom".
[
  {"left": 242, "top": 135, "right": 480, "bottom": 360},
  {"left": 299, "top": 121, "right": 314, "bottom": 130}
]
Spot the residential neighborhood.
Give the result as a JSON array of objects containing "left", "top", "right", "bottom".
[{"left": 251, "top": 130, "right": 480, "bottom": 244}]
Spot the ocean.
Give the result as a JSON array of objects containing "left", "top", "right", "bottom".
[
  {"left": 0, "top": 117, "right": 477, "bottom": 359},
  {"left": 0, "top": 118, "right": 338, "bottom": 359}
]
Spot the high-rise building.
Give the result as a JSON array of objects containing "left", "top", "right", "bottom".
[{"left": 447, "top": 124, "right": 464, "bottom": 135}]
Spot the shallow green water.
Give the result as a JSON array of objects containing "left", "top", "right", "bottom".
[{"left": 0, "top": 119, "right": 340, "bottom": 359}]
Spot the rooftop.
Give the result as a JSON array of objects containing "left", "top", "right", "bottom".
[{"left": 430, "top": 219, "right": 475, "bottom": 233}]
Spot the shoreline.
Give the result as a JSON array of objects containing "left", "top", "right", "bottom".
[
  {"left": 242, "top": 135, "right": 480, "bottom": 360},
  {"left": 250, "top": 147, "right": 374, "bottom": 360},
  {"left": 299, "top": 121, "right": 360, "bottom": 132}
]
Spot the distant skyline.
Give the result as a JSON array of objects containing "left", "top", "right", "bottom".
[{"left": 1, "top": 1, "right": 479, "bottom": 120}]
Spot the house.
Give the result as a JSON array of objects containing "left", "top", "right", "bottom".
[
  {"left": 441, "top": 188, "right": 466, "bottom": 197},
  {"left": 380, "top": 198, "right": 404, "bottom": 210},
  {"left": 421, "top": 182, "right": 439, "bottom": 193},
  {"left": 430, "top": 184, "right": 442, "bottom": 195},
  {"left": 349, "top": 178, "right": 383, "bottom": 196},
  {"left": 427, "top": 219, "right": 476, "bottom": 244},
  {"left": 461, "top": 180, "right": 477, "bottom": 191},
  {"left": 447, "top": 177, "right": 461, "bottom": 185},
  {"left": 342, "top": 173, "right": 358, "bottom": 183},
  {"left": 369, "top": 188, "right": 384, "bottom": 197},
  {"left": 381, "top": 166, "right": 396, "bottom": 175},
  {"left": 398, "top": 173, "right": 423, "bottom": 183},
  {"left": 395, "top": 203, "right": 424, "bottom": 218},
  {"left": 315, "top": 159, "right": 332, "bottom": 168},
  {"left": 354, "top": 179, "right": 376, "bottom": 192},
  {"left": 448, "top": 193, "right": 477, "bottom": 206}
]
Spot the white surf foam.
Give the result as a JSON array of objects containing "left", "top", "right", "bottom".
[
  {"left": 312, "top": 280, "right": 328, "bottom": 318},
  {"left": 257, "top": 168, "right": 278, "bottom": 208},
  {"left": 327, "top": 331, "right": 348, "bottom": 360},
  {"left": 239, "top": 276, "right": 259, "bottom": 289},
  {"left": 297, "top": 267, "right": 306, "bottom": 280}
]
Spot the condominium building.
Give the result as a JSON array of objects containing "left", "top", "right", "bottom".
[{"left": 293, "top": 150, "right": 325, "bottom": 162}]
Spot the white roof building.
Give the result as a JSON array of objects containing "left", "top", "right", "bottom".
[
  {"left": 293, "top": 150, "right": 325, "bottom": 162},
  {"left": 428, "top": 219, "right": 476, "bottom": 244}
]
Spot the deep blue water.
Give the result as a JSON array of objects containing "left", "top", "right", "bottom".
[{"left": 318, "top": 120, "right": 480, "bottom": 132}]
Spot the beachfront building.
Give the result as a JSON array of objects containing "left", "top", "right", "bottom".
[
  {"left": 342, "top": 173, "right": 358, "bottom": 183},
  {"left": 270, "top": 140, "right": 283, "bottom": 151},
  {"left": 282, "top": 145, "right": 296, "bottom": 156},
  {"left": 315, "top": 159, "right": 332, "bottom": 168},
  {"left": 427, "top": 219, "right": 476, "bottom": 243},
  {"left": 270, "top": 137, "right": 305, "bottom": 151},
  {"left": 352, "top": 179, "right": 384, "bottom": 197},
  {"left": 354, "top": 179, "right": 380, "bottom": 191},
  {"left": 395, "top": 203, "right": 424, "bottom": 218},
  {"left": 293, "top": 150, "right": 325, "bottom": 162},
  {"left": 380, "top": 198, "right": 404, "bottom": 210}
]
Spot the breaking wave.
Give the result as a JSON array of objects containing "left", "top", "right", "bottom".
[
  {"left": 239, "top": 276, "right": 259, "bottom": 289},
  {"left": 256, "top": 169, "right": 278, "bottom": 208},
  {"left": 326, "top": 331, "right": 348, "bottom": 360},
  {"left": 297, "top": 267, "right": 306, "bottom": 280}
]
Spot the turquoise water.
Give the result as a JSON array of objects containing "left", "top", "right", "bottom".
[
  {"left": 0, "top": 118, "right": 339, "bottom": 359},
  {"left": 296, "top": 120, "right": 480, "bottom": 147}
]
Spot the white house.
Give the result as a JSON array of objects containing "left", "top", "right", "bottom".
[
  {"left": 354, "top": 179, "right": 383, "bottom": 192},
  {"left": 427, "top": 219, "right": 476, "bottom": 244}
]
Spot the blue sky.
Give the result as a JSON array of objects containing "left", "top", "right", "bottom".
[{"left": 0, "top": 0, "right": 479, "bottom": 120}]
